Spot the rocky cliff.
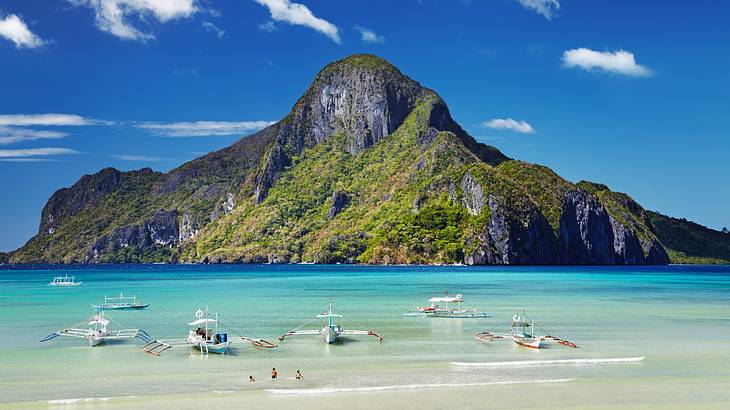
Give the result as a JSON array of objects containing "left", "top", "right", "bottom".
[{"left": 8, "top": 54, "right": 690, "bottom": 265}]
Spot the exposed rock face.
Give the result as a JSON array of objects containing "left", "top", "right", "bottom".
[
  {"left": 464, "top": 190, "right": 669, "bottom": 265},
  {"left": 86, "top": 210, "right": 178, "bottom": 262},
  {"left": 461, "top": 172, "right": 485, "bottom": 216},
  {"left": 251, "top": 55, "right": 508, "bottom": 204},
  {"left": 465, "top": 196, "right": 558, "bottom": 265},
  {"left": 609, "top": 217, "right": 645, "bottom": 264},
  {"left": 254, "top": 143, "right": 290, "bottom": 204},
  {"left": 559, "top": 190, "right": 615, "bottom": 264},
  {"left": 40, "top": 168, "right": 122, "bottom": 235},
  {"left": 328, "top": 191, "right": 350, "bottom": 219},
  {"left": 179, "top": 213, "right": 197, "bottom": 243}
]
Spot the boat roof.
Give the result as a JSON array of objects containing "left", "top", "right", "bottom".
[
  {"left": 429, "top": 296, "right": 463, "bottom": 303},
  {"left": 89, "top": 318, "right": 109, "bottom": 326},
  {"left": 188, "top": 318, "right": 216, "bottom": 326},
  {"left": 316, "top": 313, "right": 343, "bottom": 318}
]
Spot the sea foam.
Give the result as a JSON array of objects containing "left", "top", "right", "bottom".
[
  {"left": 451, "top": 356, "right": 645, "bottom": 368},
  {"left": 266, "top": 378, "right": 574, "bottom": 395}
]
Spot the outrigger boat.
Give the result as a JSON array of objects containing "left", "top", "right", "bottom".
[
  {"left": 403, "top": 290, "right": 489, "bottom": 318},
  {"left": 92, "top": 293, "right": 149, "bottom": 310},
  {"left": 48, "top": 274, "right": 82, "bottom": 287},
  {"left": 475, "top": 309, "right": 578, "bottom": 349},
  {"left": 140, "top": 308, "right": 277, "bottom": 356},
  {"left": 279, "top": 299, "right": 383, "bottom": 344},
  {"left": 40, "top": 309, "right": 151, "bottom": 347}
]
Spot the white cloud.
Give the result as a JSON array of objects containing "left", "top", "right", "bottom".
[
  {"left": 137, "top": 120, "right": 275, "bottom": 137},
  {"left": 517, "top": 0, "right": 560, "bottom": 20},
  {"left": 562, "top": 48, "right": 652, "bottom": 77},
  {"left": 0, "top": 113, "right": 110, "bottom": 126},
  {"left": 202, "top": 21, "right": 224, "bottom": 38},
  {"left": 111, "top": 154, "right": 167, "bottom": 161},
  {"left": 254, "top": 0, "right": 340, "bottom": 43},
  {"left": 0, "top": 126, "right": 69, "bottom": 145},
  {"left": 68, "top": 0, "right": 199, "bottom": 41},
  {"left": 354, "top": 25, "right": 384, "bottom": 44},
  {"left": 482, "top": 118, "right": 535, "bottom": 134},
  {"left": 258, "top": 20, "right": 278, "bottom": 32},
  {"left": 0, "top": 14, "right": 46, "bottom": 48},
  {"left": 0, "top": 147, "right": 78, "bottom": 158}
]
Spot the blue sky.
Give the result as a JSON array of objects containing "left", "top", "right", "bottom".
[{"left": 0, "top": 0, "right": 728, "bottom": 251}]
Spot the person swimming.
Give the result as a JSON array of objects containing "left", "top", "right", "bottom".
[{"left": 249, "top": 375, "right": 255, "bottom": 382}]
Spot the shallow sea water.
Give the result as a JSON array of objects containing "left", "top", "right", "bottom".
[{"left": 1, "top": 264, "right": 728, "bottom": 409}]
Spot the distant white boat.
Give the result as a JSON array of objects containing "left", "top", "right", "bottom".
[
  {"left": 279, "top": 298, "right": 383, "bottom": 344},
  {"left": 40, "top": 309, "right": 150, "bottom": 347},
  {"left": 92, "top": 293, "right": 149, "bottom": 310},
  {"left": 48, "top": 275, "right": 82, "bottom": 287},
  {"left": 403, "top": 290, "right": 490, "bottom": 318}
]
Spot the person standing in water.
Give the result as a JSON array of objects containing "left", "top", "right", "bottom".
[
  {"left": 295, "top": 370, "right": 303, "bottom": 380},
  {"left": 249, "top": 376, "right": 255, "bottom": 382},
  {"left": 271, "top": 368, "right": 278, "bottom": 380}
]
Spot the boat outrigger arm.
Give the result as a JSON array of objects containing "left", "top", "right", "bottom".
[
  {"left": 278, "top": 299, "right": 383, "bottom": 344},
  {"left": 474, "top": 310, "right": 578, "bottom": 349},
  {"left": 40, "top": 310, "right": 151, "bottom": 347}
]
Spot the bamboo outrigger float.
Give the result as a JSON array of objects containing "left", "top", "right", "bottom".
[
  {"left": 279, "top": 299, "right": 383, "bottom": 344},
  {"left": 475, "top": 309, "right": 579, "bottom": 349},
  {"left": 141, "top": 308, "right": 277, "bottom": 356}
]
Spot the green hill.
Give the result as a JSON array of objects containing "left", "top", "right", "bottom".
[{"left": 12, "top": 54, "right": 722, "bottom": 265}]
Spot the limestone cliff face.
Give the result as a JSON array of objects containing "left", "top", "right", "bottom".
[
  {"left": 464, "top": 189, "right": 669, "bottom": 265},
  {"left": 39, "top": 168, "right": 123, "bottom": 236},
  {"left": 559, "top": 190, "right": 616, "bottom": 264},
  {"left": 252, "top": 55, "right": 508, "bottom": 204},
  {"left": 86, "top": 210, "right": 179, "bottom": 262},
  {"left": 465, "top": 195, "right": 558, "bottom": 265}
]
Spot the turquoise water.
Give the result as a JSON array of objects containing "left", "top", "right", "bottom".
[{"left": 1, "top": 264, "right": 729, "bottom": 408}]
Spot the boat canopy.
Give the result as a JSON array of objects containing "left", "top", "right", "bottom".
[
  {"left": 187, "top": 318, "right": 216, "bottom": 326},
  {"left": 89, "top": 318, "right": 110, "bottom": 326},
  {"left": 429, "top": 296, "right": 463, "bottom": 303},
  {"left": 316, "top": 313, "right": 343, "bottom": 318}
]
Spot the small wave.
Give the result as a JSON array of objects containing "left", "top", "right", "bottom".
[
  {"left": 47, "top": 397, "right": 112, "bottom": 404},
  {"left": 266, "top": 378, "right": 573, "bottom": 395},
  {"left": 452, "top": 356, "right": 645, "bottom": 368}
]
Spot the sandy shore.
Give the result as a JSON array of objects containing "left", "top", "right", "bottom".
[{"left": 5, "top": 375, "right": 729, "bottom": 410}]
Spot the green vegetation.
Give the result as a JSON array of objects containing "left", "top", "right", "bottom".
[{"left": 648, "top": 211, "right": 730, "bottom": 264}]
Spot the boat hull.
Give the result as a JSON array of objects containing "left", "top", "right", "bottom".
[
  {"left": 323, "top": 326, "right": 340, "bottom": 344},
  {"left": 192, "top": 341, "right": 230, "bottom": 354},
  {"left": 88, "top": 335, "right": 105, "bottom": 346},
  {"left": 92, "top": 304, "right": 149, "bottom": 310},
  {"left": 512, "top": 336, "right": 544, "bottom": 349}
]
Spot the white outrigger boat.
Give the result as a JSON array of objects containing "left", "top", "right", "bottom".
[
  {"left": 140, "top": 308, "right": 277, "bottom": 356},
  {"left": 403, "top": 290, "right": 489, "bottom": 318},
  {"left": 48, "top": 274, "right": 82, "bottom": 287},
  {"left": 92, "top": 293, "right": 149, "bottom": 310},
  {"left": 279, "top": 299, "right": 383, "bottom": 344},
  {"left": 475, "top": 309, "right": 578, "bottom": 349},
  {"left": 40, "top": 309, "right": 150, "bottom": 347}
]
